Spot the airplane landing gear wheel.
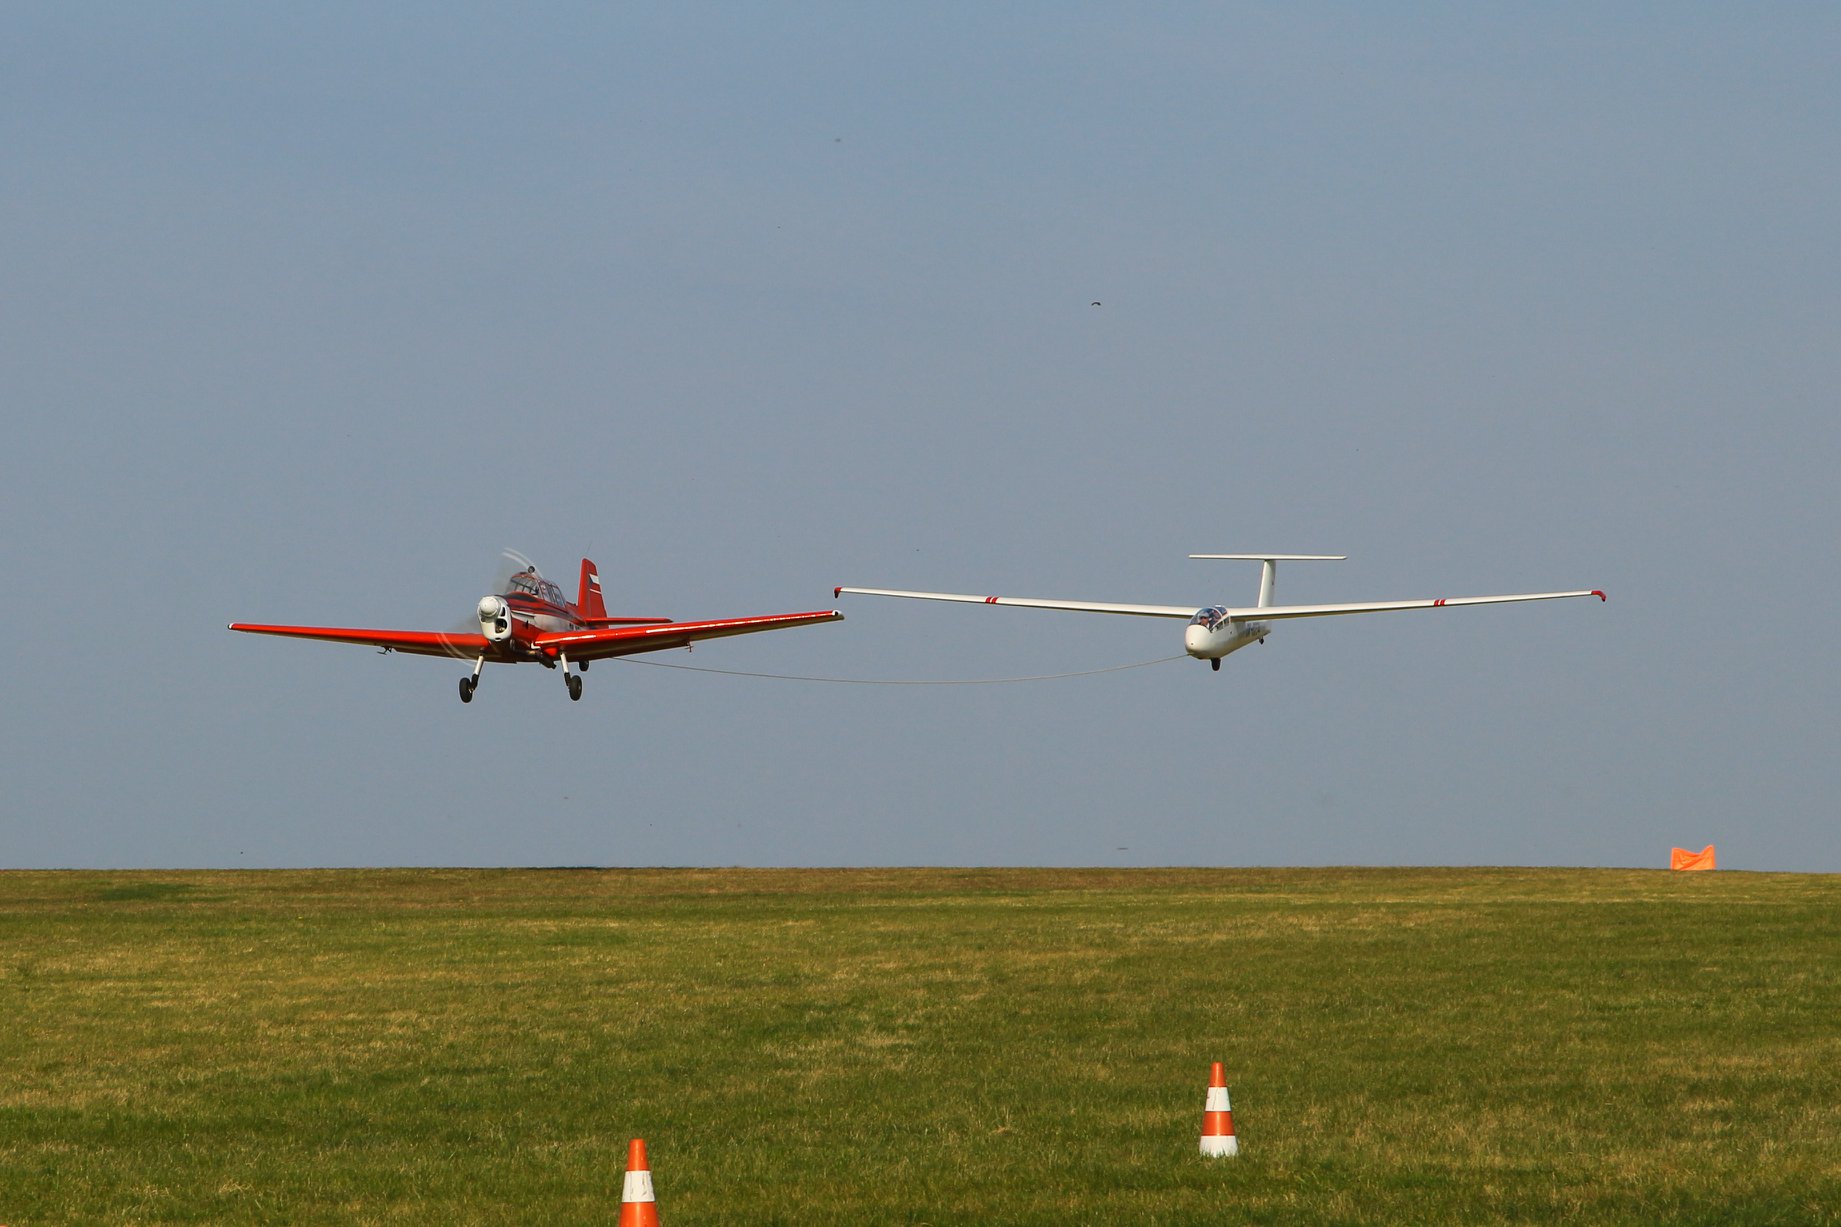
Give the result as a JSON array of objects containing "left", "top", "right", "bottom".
[
  {"left": 459, "top": 677, "right": 475, "bottom": 703},
  {"left": 566, "top": 674, "right": 583, "bottom": 701},
  {"left": 1210, "top": 658, "right": 1220, "bottom": 672}
]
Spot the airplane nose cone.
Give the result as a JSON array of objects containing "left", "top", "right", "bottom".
[{"left": 1184, "top": 623, "right": 1208, "bottom": 657}]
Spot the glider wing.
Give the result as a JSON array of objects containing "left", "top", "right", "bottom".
[{"left": 1228, "top": 589, "right": 1606, "bottom": 621}]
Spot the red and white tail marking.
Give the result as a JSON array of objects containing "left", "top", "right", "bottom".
[{"left": 578, "top": 558, "right": 609, "bottom": 621}]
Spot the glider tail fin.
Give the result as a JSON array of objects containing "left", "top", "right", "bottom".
[
  {"left": 578, "top": 559, "right": 608, "bottom": 620},
  {"left": 1188, "top": 553, "right": 1346, "bottom": 608}
]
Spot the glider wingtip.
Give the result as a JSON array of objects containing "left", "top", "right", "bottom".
[
  {"left": 1592, "top": 590, "right": 1606, "bottom": 602},
  {"left": 833, "top": 586, "right": 842, "bottom": 599}
]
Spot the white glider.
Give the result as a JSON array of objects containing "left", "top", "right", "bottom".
[{"left": 836, "top": 554, "right": 1605, "bottom": 671}]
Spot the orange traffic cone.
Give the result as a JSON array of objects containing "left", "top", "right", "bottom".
[
  {"left": 619, "top": 1138, "right": 661, "bottom": 1227},
  {"left": 1200, "top": 1061, "right": 1238, "bottom": 1157}
]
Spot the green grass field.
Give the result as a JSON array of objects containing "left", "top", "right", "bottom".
[{"left": 3, "top": 867, "right": 1837, "bottom": 1225}]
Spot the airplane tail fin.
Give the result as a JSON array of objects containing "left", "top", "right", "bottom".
[
  {"left": 1189, "top": 554, "right": 1345, "bottom": 608},
  {"left": 578, "top": 559, "right": 608, "bottom": 620}
]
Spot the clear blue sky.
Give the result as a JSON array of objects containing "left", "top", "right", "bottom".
[{"left": 5, "top": 4, "right": 1836, "bottom": 870}]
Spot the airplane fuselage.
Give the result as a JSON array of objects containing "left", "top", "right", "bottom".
[
  {"left": 476, "top": 571, "right": 594, "bottom": 664},
  {"left": 1183, "top": 606, "right": 1269, "bottom": 661},
  {"left": 502, "top": 592, "right": 580, "bottom": 645}
]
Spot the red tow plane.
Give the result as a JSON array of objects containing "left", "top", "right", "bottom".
[{"left": 230, "top": 558, "right": 842, "bottom": 703}]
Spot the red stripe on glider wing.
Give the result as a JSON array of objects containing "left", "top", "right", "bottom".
[
  {"left": 228, "top": 623, "right": 492, "bottom": 659},
  {"left": 535, "top": 610, "right": 843, "bottom": 660}
]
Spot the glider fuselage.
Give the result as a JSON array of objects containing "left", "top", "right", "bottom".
[{"left": 1182, "top": 607, "right": 1269, "bottom": 661}]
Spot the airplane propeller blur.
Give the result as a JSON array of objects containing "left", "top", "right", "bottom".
[
  {"left": 838, "top": 554, "right": 1603, "bottom": 671},
  {"left": 231, "top": 558, "right": 842, "bottom": 702}
]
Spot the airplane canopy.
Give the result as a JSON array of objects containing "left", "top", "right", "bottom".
[{"left": 507, "top": 571, "right": 566, "bottom": 605}]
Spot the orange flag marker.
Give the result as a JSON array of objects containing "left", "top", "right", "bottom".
[
  {"left": 1670, "top": 844, "right": 1717, "bottom": 871},
  {"left": 619, "top": 1138, "right": 661, "bottom": 1227},
  {"left": 1200, "top": 1061, "right": 1239, "bottom": 1157}
]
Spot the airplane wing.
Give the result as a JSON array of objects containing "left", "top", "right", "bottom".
[
  {"left": 535, "top": 610, "right": 844, "bottom": 660},
  {"left": 834, "top": 586, "right": 1606, "bottom": 620},
  {"left": 1229, "top": 590, "right": 1606, "bottom": 620},
  {"left": 834, "top": 587, "right": 1197, "bottom": 618},
  {"left": 227, "top": 624, "right": 492, "bottom": 659}
]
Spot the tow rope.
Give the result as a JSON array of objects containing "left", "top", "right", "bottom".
[{"left": 610, "top": 654, "right": 1189, "bottom": 685}]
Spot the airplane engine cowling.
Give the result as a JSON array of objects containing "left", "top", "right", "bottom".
[{"left": 477, "top": 595, "right": 513, "bottom": 643}]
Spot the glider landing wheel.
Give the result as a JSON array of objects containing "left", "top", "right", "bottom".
[
  {"left": 1210, "top": 658, "right": 1220, "bottom": 672},
  {"left": 459, "top": 677, "right": 475, "bottom": 703},
  {"left": 566, "top": 674, "right": 583, "bottom": 702}
]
